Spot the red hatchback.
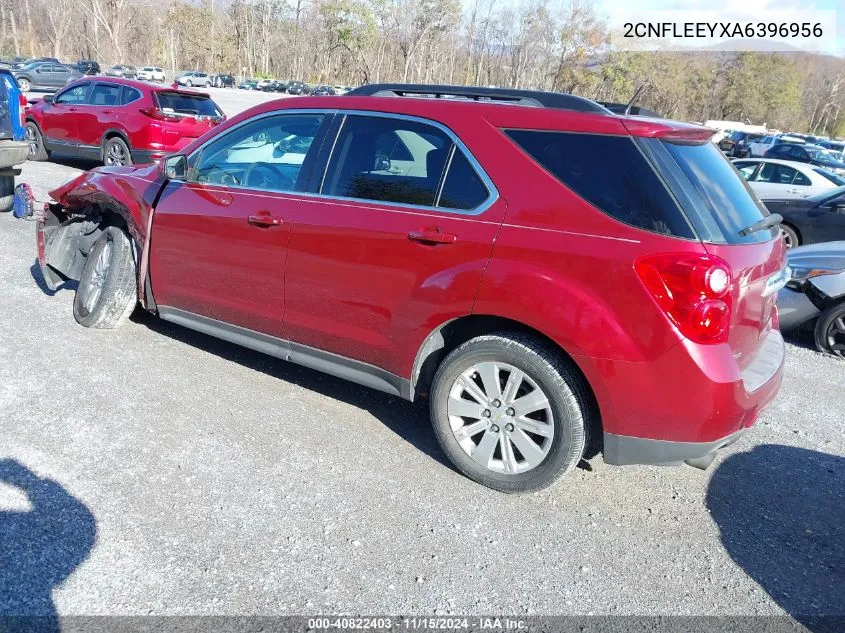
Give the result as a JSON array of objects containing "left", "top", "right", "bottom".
[
  {"left": 37, "top": 84, "right": 788, "bottom": 492},
  {"left": 24, "top": 77, "right": 224, "bottom": 166}
]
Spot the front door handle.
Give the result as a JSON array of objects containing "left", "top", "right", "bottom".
[
  {"left": 408, "top": 228, "right": 457, "bottom": 245},
  {"left": 248, "top": 212, "right": 284, "bottom": 227}
]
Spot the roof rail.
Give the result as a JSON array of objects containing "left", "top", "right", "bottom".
[{"left": 346, "top": 83, "right": 611, "bottom": 114}]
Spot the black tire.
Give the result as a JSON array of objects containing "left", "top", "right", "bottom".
[
  {"left": 780, "top": 223, "right": 800, "bottom": 249},
  {"left": 813, "top": 302, "right": 845, "bottom": 358},
  {"left": 25, "top": 122, "right": 49, "bottom": 161},
  {"left": 73, "top": 226, "right": 137, "bottom": 329},
  {"left": 102, "top": 136, "right": 132, "bottom": 167},
  {"left": 0, "top": 175, "right": 13, "bottom": 213},
  {"left": 429, "top": 333, "right": 590, "bottom": 493}
]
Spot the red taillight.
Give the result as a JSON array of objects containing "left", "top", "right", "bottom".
[
  {"left": 635, "top": 253, "right": 733, "bottom": 344},
  {"left": 139, "top": 107, "right": 181, "bottom": 122},
  {"left": 18, "top": 93, "right": 27, "bottom": 127}
]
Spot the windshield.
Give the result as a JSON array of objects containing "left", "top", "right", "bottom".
[
  {"left": 813, "top": 168, "right": 845, "bottom": 186},
  {"left": 806, "top": 147, "right": 837, "bottom": 161}
]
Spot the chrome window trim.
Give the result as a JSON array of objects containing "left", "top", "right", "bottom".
[{"left": 178, "top": 107, "right": 499, "bottom": 217}]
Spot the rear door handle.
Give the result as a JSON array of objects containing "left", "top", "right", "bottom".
[
  {"left": 248, "top": 212, "right": 284, "bottom": 227},
  {"left": 408, "top": 228, "right": 457, "bottom": 245}
]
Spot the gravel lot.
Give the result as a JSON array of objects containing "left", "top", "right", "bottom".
[{"left": 1, "top": 87, "right": 843, "bottom": 623}]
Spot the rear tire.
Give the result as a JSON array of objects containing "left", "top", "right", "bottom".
[
  {"left": 429, "top": 333, "right": 590, "bottom": 493},
  {"left": 73, "top": 227, "right": 137, "bottom": 329},
  {"left": 814, "top": 302, "right": 845, "bottom": 358},
  {"left": 102, "top": 136, "right": 132, "bottom": 167},
  {"left": 0, "top": 175, "right": 13, "bottom": 212},
  {"left": 25, "top": 122, "right": 49, "bottom": 161},
  {"left": 780, "top": 223, "right": 800, "bottom": 249}
]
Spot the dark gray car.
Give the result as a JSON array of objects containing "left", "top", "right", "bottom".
[{"left": 13, "top": 62, "right": 83, "bottom": 92}]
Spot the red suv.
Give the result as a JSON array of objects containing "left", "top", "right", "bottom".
[
  {"left": 24, "top": 77, "right": 224, "bottom": 166},
  {"left": 37, "top": 84, "right": 788, "bottom": 492}
]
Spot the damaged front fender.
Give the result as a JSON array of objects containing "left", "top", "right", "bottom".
[{"left": 38, "top": 163, "right": 167, "bottom": 305}]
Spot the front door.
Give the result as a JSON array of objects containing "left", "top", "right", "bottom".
[
  {"left": 148, "top": 111, "right": 330, "bottom": 338},
  {"left": 40, "top": 83, "right": 89, "bottom": 145},
  {"left": 282, "top": 113, "right": 506, "bottom": 378}
]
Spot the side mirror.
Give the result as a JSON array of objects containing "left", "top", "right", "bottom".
[
  {"left": 164, "top": 154, "right": 187, "bottom": 180},
  {"left": 43, "top": 95, "right": 53, "bottom": 104}
]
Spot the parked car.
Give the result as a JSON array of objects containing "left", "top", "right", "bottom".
[
  {"left": 36, "top": 82, "right": 787, "bottom": 492},
  {"left": 238, "top": 79, "right": 259, "bottom": 90},
  {"left": 75, "top": 60, "right": 101, "bottom": 75},
  {"left": 175, "top": 71, "right": 211, "bottom": 87},
  {"left": 762, "top": 186, "right": 845, "bottom": 248},
  {"left": 105, "top": 65, "right": 137, "bottom": 79},
  {"left": 333, "top": 85, "right": 351, "bottom": 95},
  {"left": 777, "top": 241, "right": 845, "bottom": 357},
  {"left": 286, "top": 80, "right": 310, "bottom": 95},
  {"left": 24, "top": 77, "right": 224, "bottom": 167},
  {"left": 719, "top": 131, "right": 763, "bottom": 158},
  {"left": 212, "top": 74, "right": 235, "bottom": 88},
  {"left": 137, "top": 66, "right": 166, "bottom": 82},
  {"left": 818, "top": 140, "right": 845, "bottom": 162},
  {"left": 257, "top": 79, "right": 282, "bottom": 92},
  {"left": 764, "top": 143, "right": 845, "bottom": 175},
  {"left": 12, "top": 57, "right": 59, "bottom": 70},
  {"left": 732, "top": 158, "right": 845, "bottom": 201},
  {"left": 0, "top": 69, "right": 28, "bottom": 212},
  {"left": 0, "top": 57, "right": 28, "bottom": 69},
  {"left": 748, "top": 134, "right": 804, "bottom": 158},
  {"left": 13, "top": 62, "right": 83, "bottom": 92},
  {"left": 312, "top": 85, "right": 336, "bottom": 96}
]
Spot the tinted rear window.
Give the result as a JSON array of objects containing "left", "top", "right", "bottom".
[
  {"left": 657, "top": 140, "right": 773, "bottom": 244},
  {"left": 154, "top": 92, "right": 221, "bottom": 117},
  {"left": 438, "top": 149, "right": 489, "bottom": 211},
  {"left": 506, "top": 129, "right": 694, "bottom": 238}
]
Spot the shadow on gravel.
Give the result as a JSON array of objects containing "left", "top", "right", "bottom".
[
  {"left": 29, "top": 261, "right": 77, "bottom": 297},
  {"left": 707, "top": 445, "right": 845, "bottom": 632},
  {"left": 0, "top": 459, "right": 96, "bottom": 632},
  {"left": 130, "top": 310, "right": 456, "bottom": 472},
  {"left": 41, "top": 153, "right": 100, "bottom": 171}
]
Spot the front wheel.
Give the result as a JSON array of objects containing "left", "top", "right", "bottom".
[
  {"left": 73, "top": 227, "right": 137, "bottom": 329},
  {"left": 429, "top": 333, "right": 591, "bottom": 493},
  {"left": 18, "top": 77, "right": 31, "bottom": 92},
  {"left": 814, "top": 302, "right": 845, "bottom": 358}
]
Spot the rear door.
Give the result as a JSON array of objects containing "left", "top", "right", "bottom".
[
  {"left": 281, "top": 112, "right": 505, "bottom": 378},
  {"left": 753, "top": 163, "right": 806, "bottom": 200},
  {"left": 148, "top": 111, "right": 330, "bottom": 338},
  {"left": 74, "top": 81, "right": 123, "bottom": 148}
]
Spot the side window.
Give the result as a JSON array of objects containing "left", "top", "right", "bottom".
[
  {"left": 190, "top": 113, "right": 323, "bottom": 192},
  {"left": 322, "top": 115, "right": 451, "bottom": 207},
  {"left": 733, "top": 161, "right": 757, "bottom": 180},
  {"left": 51, "top": 65, "right": 70, "bottom": 74},
  {"left": 55, "top": 84, "right": 89, "bottom": 104},
  {"left": 121, "top": 87, "right": 142, "bottom": 105},
  {"left": 758, "top": 163, "right": 796, "bottom": 184},
  {"left": 505, "top": 129, "right": 694, "bottom": 238},
  {"left": 438, "top": 149, "right": 490, "bottom": 210},
  {"left": 89, "top": 83, "right": 122, "bottom": 106},
  {"left": 793, "top": 171, "right": 811, "bottom": 186}
]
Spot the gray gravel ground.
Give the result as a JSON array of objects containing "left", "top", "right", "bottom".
[{"left": 0, "top": 88, "right": 843, "bottom": 621}]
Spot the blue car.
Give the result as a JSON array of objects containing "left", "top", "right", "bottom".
[{"left": 0, "top": 68, "right": 28, "bottom": 212}]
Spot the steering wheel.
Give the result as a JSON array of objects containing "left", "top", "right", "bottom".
[{"left": 242, "top": 162, "right": 295, "bottom": 190}]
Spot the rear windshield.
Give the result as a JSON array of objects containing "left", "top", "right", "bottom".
[
  {"left": 643, "top": 139, "right": 775, "bottom": 244},
  {"left": 154, "top": 92, "right": 221, "bottom": 118},
  {"left": 814, "top": 168, "right": 845, "bottom": 186}
]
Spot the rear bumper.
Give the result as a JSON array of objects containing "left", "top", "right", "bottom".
[
  {"left": 131, "top": 149, "right": 165, "bottom": 164},
  {"left": 0, "top": 140, "right": 29, "bottom": 168},
  {"left": 575, "top": 328, "right": 785, "bottom": 467}
]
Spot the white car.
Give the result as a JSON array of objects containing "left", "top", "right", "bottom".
[
  {"left": 732, "top": 158, "right": 845, "bottom": 200},
  {"left": 747, "top": 134, "right": 804, "bottom": 158},
  {"left": 137, "top": 66, "right": 166, "bottom": 82},
  {"left": 175, "top": 71, "right": 211, "bottom": 87}
]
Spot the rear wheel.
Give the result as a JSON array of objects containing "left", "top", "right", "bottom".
[
  {"left": 780, "top": 223, "right": 799, "bottom": 249},
  {"left": 814, "top": 302, "right": 845, "bottom": 358},
  {"left": 103, "top": 137, "right": 132, "bottom": 167},
  {"left": 73, "top": 227, "right": 137, "bottom": 329},
  {"left": 429, "top": 333, "right": 590, "bottom": 493},
  {"left": 0, "top": 175, "right": 13, "bottom": 212},
  {"left": 25, "top": 122, "right": 49, "bottom": 161}
]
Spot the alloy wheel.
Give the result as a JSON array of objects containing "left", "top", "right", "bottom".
[
  {"left": 780, "top": 226, "right": 795, "bottom": 249},
  {"left": 25, "top": 126, "right": 39, "bottom": 157},
  {"left": 80, "top": 240, "right": 112, "bottom": 313},
  {"left": 18, "top": 78, "right": 30, "bottom": 92},
  {"left": 825, "top": 316, "right": 845, "bottom": 358},
  {"left": 105, "top": 141, "right": 127, "bottom": 166},
  {"left": 447, "top": 361, "right": 554, "bottom": 474}
]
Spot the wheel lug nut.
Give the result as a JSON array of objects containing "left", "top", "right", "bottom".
[
  {"left": 505, "top": 423, "right": 514, "bottom": 432},
  {"left": 482, "top": 409, "right": 491, "bottom": 418},
  {"left": 505, "top": 407, "right": 515, "bottom": 416},
  {"left": 492, "top": 399, "right": 501, "bottom": 408},
  {"left": 491, "top": 424, "right": 500, "bottom": 433}
]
